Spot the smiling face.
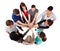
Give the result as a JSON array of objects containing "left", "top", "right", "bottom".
[
  {"left": 46, "top": 10, "right": 52, "bottom": 16},
  {"left": 22, "top": 6, "right": 26, "bottom": 10},
  {"left": 31, "top": 7, "right": 36, "bottom": 12},
  {"left": 31, "top": 5, "right": 36, "bottom": 12}
]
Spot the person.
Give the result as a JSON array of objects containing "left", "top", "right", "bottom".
[
  {"left": 36, "top": 6, "right": 56, "bottom": 24},
  {"left": 12, "top": 9, "right": 28, "bottom": 31},
  {"left": 20, "top": 2, "right": 29, "bottom": 23},
  {"left": 35, "top": 31, "right": 47, "bottom": 45},
  {"left": 34, "top": 19, "right": 53, "bottom": 30},
  {"left": 23, "top": 30, "right": 35, "bottom": 45},
  {"left": 28, "top": 5, "right": 39, "bottom": 28},
  {"left": 6, "top": 20, "right": 30, "bottom": 43}
]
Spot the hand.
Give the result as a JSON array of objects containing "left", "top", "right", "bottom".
[
  {"left": 28, "top": 21, "right": 30, "bottom": 25},
  {"left": 34, "top": 24, "right": 38, "bottom": 28},
  {"left": 29, "top": 23, "right": 34, "bottom": 29},
  {"left": 30, "top": 22, "right": 34, "bottom": 27}
]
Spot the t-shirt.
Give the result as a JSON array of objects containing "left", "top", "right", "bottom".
[
  {"left": 23, "top": 11, "right": 28, "bottom": 18},
  {"left": 10, "top": 31, "right": 23, "bottom": 41},
  {"left": 6, "top": 24, "right": 17, "bottom": 33},
  {"left": 37, "top": 29, "right": 42, "bottom": 33},
  {"left": 35, "top": 36, "right": 42, "bottom": 45},
  {"left": 36, "top": 11, "right": 56, "bottom": 23},
  {"left": 28, "top": 9, "right": 39, "bottom": 22},
  {"left": 41, "top": 11, "right": 56, "bottom": 20},
  {"left": 12, "top": 13, "right": 23, "bottom": 23}
]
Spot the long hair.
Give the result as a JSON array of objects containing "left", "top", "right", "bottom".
[{"left": 20, "top": 2, "right": 27, "bottom": 12}]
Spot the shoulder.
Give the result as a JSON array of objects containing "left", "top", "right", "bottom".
[
  {"left": 5, "top": 27, "right": 9, "bottom": 32},
  {"left": 42, "top": 11, "right": 45, "bottom": 14},
  {"left": 36, "top": 9, "right": 39, "bottom": 11},
  {"left": 52, "top": 12, "right": 55, "bottom": 16},
  {"left": 28, "top": 9, "right": 32, "bottom": 13},
  {"left": 40, "top": 11, "right": 46, "bottom": 16},
  {"left": 35, "top": 9, "right": 39, "bottom": 12},
  {"left": 35, "top": 36, "right": 39, "bottom": 40},
  {"left": 12, "top": 13, "right": 16, "bottom": 18}
]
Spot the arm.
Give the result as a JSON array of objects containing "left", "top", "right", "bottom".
[
  {"left": 23, "top": 29, "right": 29, "bottom": 37},
  {"left": 6, "top": 29, "right": 10, "bottom": 34},
  {"left": 31, "top": 20, "right": 47, "bottom": 29},
  {"left": 31, "top": 13, "right": 38, "bottom": 24},
  {"left": 33, "top": 24, "right": 38, "bottom": 28},
  {"left": 28, "top": 13, "right": 38, "bottom": 28},
  {"left": 36, "top": 14, "right": 43, "bottom": 24},
  {"left": 38, "top": 26, "right": 49, "bottom": 29},
  {"left": 37, "top": 20, "right": 46, "bottom": 25},
  {"left": 33, "top": 23, "right": 49, "bottom": 29},
  {"left": 17, "top": 23, "right": 28, "bottom": 27},
  {"left": 17, "top": 20, "right": 28, "bottom": 26},
  {"left": 21, "top": 12, "right": 29, "bottom": 23},
  {"left": 28, "top": 14, "right": 31, "bottom": 23},
  {"left": 31, "top": 30, "right": 35, "bottom": 41},
  {"left": 52, "top": 14, "right": 56, "bottom": 21}
]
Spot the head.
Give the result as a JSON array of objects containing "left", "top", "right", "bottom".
[
  {"left": 13, "top": 9, "right": 20, "bottom": 16},
  {"left": 46, "top": 6, "right": 53, "bottom": 15},
  {"left": 6, "top": 20, "right": 14, "bottom": 28},
  {"left": 31, "top": 5, "right": 36, "bottom": 12},
  {"left": 20, "top": 2, "right": 27, "bottom": 12},
  {"left": 39, "top": 32, "right": 47, "bottom": 42},
  {"left": 45, "top": 19, "right": 53, "bottom": 26},
  {"left": 25, "top": 35, "right": 32, "bottom": 43}
]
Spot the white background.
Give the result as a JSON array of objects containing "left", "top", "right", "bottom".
[{"left": 0, "top": 0, "right": 60, "bottom": 51}]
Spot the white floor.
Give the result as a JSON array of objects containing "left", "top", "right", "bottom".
[{"left": 0, "top": 0, "right": 60, "bottom": 51}]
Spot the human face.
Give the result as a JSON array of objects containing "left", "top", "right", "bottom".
[
  {"left": 46, "top": 10, "right": 52, "bottom": 16},
  {"left": 22, "top": 6, "right": 26, "bottom": 11},
  {"left": 31, "top": 8, "right": 36, "bottom": 12},
  {"left": 7, "top": 25, "right": 14, "bottom": 29}
]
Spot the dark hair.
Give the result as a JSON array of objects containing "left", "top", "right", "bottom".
[
  {"left": 31, "top": 5, "right": 36, "bottom": 8},
  {"left": 47, "top": 19, "right": 53, "bottom": 26},
  {"left": 20, "top": 2, "right": 27, "bottom": 12},
  {"left": 13, "top": 9, "right": 20, "bottom": 14},
  {"left": 42, "top": 37, "right": 47, "bottom": 42},
  {"left": 39, "top": 32, "right": 47, "bottom": 42},
  {"left": 10, "top": 32, "right": 21, "bottom": 41},
  {"left": 6, "top": 20, "right": 13, "bottom": 26},
  {"left": 39, "top": 32, "right": 46, "bottom": 38},
  {"left": 47, "top": 6, "right": 53, "bottom": 11}
]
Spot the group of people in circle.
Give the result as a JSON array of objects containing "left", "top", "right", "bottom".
[{"left": 6, "top": 2, "right": 56, "bottom": 45}]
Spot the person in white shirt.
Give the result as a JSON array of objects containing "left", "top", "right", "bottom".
[
  {"left": 6, "top": 20, "right": 30, "bottom": 42},
  {"left": 36, "top": 6, "right": 56, "bottom": 24}
]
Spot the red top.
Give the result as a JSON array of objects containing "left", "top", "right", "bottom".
[{"left": 22, "top": 11, "right": 28, "bottom": 18}]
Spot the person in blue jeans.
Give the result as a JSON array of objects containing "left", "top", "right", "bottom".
[{"left": 12, "top": 9, "right": 28, "bottom": 31}]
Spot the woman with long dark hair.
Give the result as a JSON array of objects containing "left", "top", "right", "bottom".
[{"left": 20, "top": 2, "right": 30, "bottom": 23}]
